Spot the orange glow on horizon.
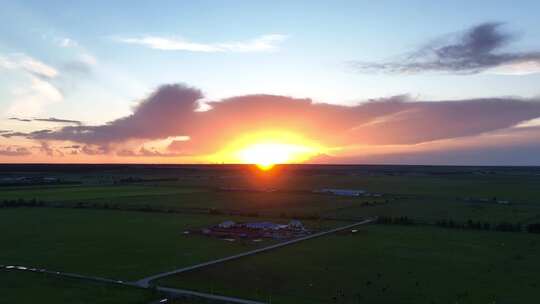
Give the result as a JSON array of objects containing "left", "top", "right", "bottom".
[
  {"left": 209, "top": 130, "right": 325, "bottom": 169},
  {"left": 237, "top": 142, "right": 312, "bottom": 170}
]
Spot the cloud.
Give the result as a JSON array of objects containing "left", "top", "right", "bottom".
[
  {"left": 1, "top": 132, "right": 30, "bottom": 138},
  {"left": 0, "top": 54, "right": 58, "bottom": 79},
  {"left": 117, "top": 147, "right": 187, "bottom": 157},
  {"left": 1, "top": 54, "right": 63, "bottom": 116},
  {"left": 58, "top": 38, "right": 78, "bottom": 48},
  {"left": 0, "top": 146, "right": 31, "bottom": 156},
  {"left": 350, "top": 22, "right": 540, "bottom": 74},
  {"left": 314, "top": 126, "right": 540, "bottom": 166},
  {"left": 26, "top": 83, "right": 540, "bottom": 163},
  {"left": 62, "top": 54, "right": 97, "bottom": 76},
  {"left": 2, "top": 129, "right": 52, "bottom": 138},
  {"left": 39, "top": 141, "right": 55, "bottom": 156},
  {"left": 5, "top": 76, "right": 63, "bottom": 116},
  {"left": 62, "top": 61, "right": 93, "bottom": 75},
  {"left": 9, "top": 117, "right": 32, "bottom": 122},
  {"left": 167, "top": 140, "right": 188, "bottom": 152},
  {"left": 33, "top": 117, "right": 82, "bottom": 125},
  {"left": 81, "top": 145, "right": 108, "bottom": 155},
  {"left": 117, "top": 34, "right": 287, "bottom": 53},
  {"left": 32, "top": 84, "right": 201, "bottom": 143},
  {"left": 8, "top": 117, "right": 82, "bottom": 125}
]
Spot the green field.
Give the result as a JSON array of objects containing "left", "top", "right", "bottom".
[
  {"left": 0, "top": 183, "right": 354, "bottom": 216},
  {"left": 159, "top": 225, "right": 540, "bottom": 304},
  {"left": 0, "top": 184, "right": 202, "bottom": 202},
  {"left": 0, "top": 208, "right": 282, "bottom": 280},
  {"left": 0, "top": 270, "right": 157, "bottom": 304},
  {"left": 2, "top": 165, "right": 540, "bottom": 303},
  {"left": 2, "top": 170, "right": 540, "bottom": 223}
]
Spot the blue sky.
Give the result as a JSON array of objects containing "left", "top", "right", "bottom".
[
  {"left": 1, "top": 1, "right": 540, "bottom": 164},
  {"left": 3, "top": 1, "right": 540, "bottom": 120}
]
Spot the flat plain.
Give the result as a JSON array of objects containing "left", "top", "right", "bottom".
[
  {"left": 1, "top": 164, "right": 540, "bottom": 303},
  {"left": 160, "top": 225, "right": 540, "bottom": 304},
  {"left": 0, "top": 270, "right": 157, "bottom": 304}
]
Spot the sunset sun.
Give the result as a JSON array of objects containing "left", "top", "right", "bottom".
[
  {"left": 237, "top": 142, "right": 315, "bottom": 170},
  {"left": 209, "top": 130, "right": 324, "bottom": 169}
]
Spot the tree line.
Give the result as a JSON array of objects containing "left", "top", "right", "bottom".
[{"left": 377, "top": 215, "right": 540, "bottom": 234}]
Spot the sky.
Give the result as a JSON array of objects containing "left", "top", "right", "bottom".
[{"left": 1, "top": 0, "right": 540, "bottom": 165}]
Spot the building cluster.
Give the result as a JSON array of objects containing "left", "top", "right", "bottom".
[
  {"left": 314, "top": 188, "right": 367, "bottom": 197},
  {"left": 200, "top": 220, "right": 308, "bottom": 239},
  {"left": 0, "top": 176, "right": 59, "bottom": 185},
  {"left": 460, "top": 197, "right": 511, "bottom": 205}
]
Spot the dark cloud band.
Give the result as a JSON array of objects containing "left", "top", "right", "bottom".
[{"left": 26, "top": 84, "right": 540, "bottom": 154}]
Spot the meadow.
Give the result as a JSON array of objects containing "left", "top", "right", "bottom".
[
  {"left": 159, "top": 224, "right": 540, "bottom": 304},
  {"left": 2, "top": 167, "right": 539, "bottom": 224},
  {"left": 1, "top": 164, "right": 540, "bottom": 303},
  {"left": 0, "top": 270, "right": 157, "bottom": 304},
  {"left": 0, "top": 207, "right": 339, "bottom": 279},
  {"left": 0, "top": 208, "right": 275, "bottom": 280}
]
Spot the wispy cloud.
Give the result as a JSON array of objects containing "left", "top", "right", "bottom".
[
  {"left": 8, "top": 117, "right": 82, "bottom": 125},
  {"left": 1, "top": 54, "right": 63, "bottom": 116},
  {"left": 58, "top": 37, "right": 78, "bottom": 48},
  {"left": 350, "top": 22, "right": 540, "bottom": 75},
  {"left": 8, "top": 117, "right": 32, "bottom": 122},
  {"left": 0, "top": 146, "right": 31, "bottom": 156},
  {"left": 0, "top": 54, "right": 58, "bottom": 79},
  {"left": 117, "top": 34, "right": 287, "bottom": 52},
  {"left": 117, "top": 147, "right": 187, "bottom": 157},
  {"left": 5, "top": 76, "right": 63, "bottom": 116},
  {"left": 34, "top": 117, "right": 82, "bottom": 125}
]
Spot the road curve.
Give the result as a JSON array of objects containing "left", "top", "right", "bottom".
[
  {"left": 135, "top": 217, "right": 376, "bottom": 287},
  {"left": 156, "top": 286, "right": 266, "bottom": 304},
  {"left": 1, "top": 266, "right": 265, "bottom": 304}
]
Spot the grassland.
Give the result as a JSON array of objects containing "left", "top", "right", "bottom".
[
  {"left": 0, "top": 207, "right": 339, "bottom": 279},
  {"left": 0, "top": 208, "right": 289, "bottom": 280},
  {"left": 2, "top": 171, "right": 540, "bottom": 224},
  {"left": 0, "top": 270, "right": 157, "bottom": 304},
  {"left": 159, "top": 224, "right": 540, "bottom": 304},
  {"left": 2, "top": 164, "right": 540, "bottom": 303}
]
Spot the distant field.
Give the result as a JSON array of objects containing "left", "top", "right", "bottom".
[
  {"left": 0, "top": 184, "right": 202, "bottom": 201},
  {"left": 0, "top": 270, "right": 156, "bottom": 304},
  {"left": 0, "top": 183, "right": 357, "bottom": 217},
  {"left": 159, "top": 225, "right": 540, "bottom": 304},
  {"left": 0, "top": 208, "right": 305, "bottom": 280},
  {"left": 282, "top": 174, "right": 540, "bottom": 202},
  {"left": 2, "top": 170, "right": 539, "bottom": 223},
  {"left": 333, "top": 197, "right": 540, "bottom": 224}
]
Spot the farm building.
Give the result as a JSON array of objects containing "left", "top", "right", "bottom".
[
  {"left": 218, "top": 220, "right": 236, "bottom": 228},
  {"left": 288, "top": 219, "right": 306, "bottom": 231},
  {"left": 245, "top": 222, "right": 288, "bottom": 230},
  {"left": 201, "top": 220, "right": 309, "bottom": 239},
  {"left": 315, "top": 188, "right": 366, "bottom": 197}
]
